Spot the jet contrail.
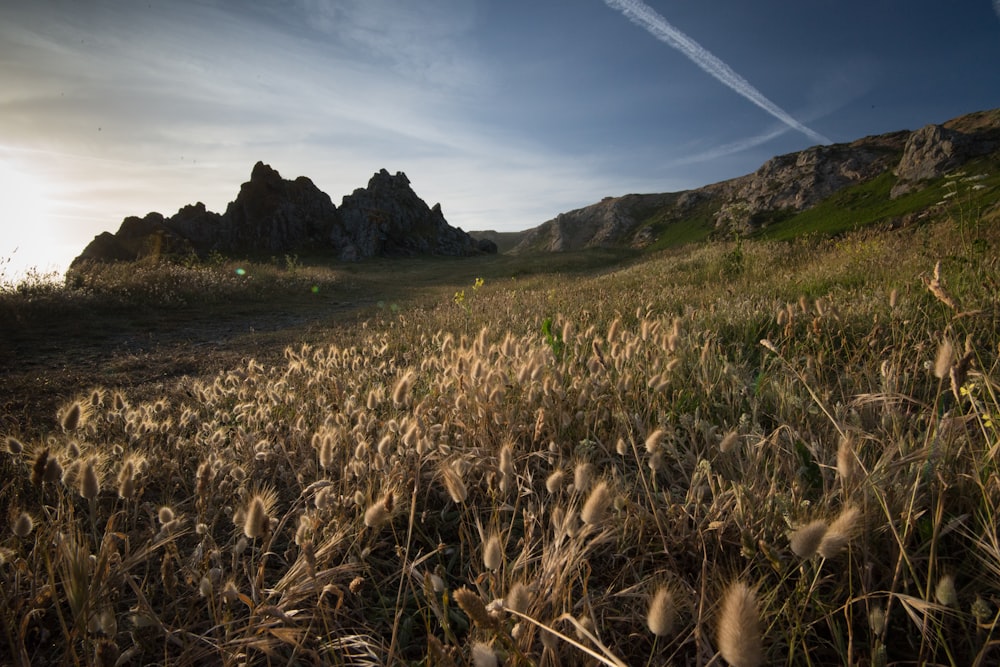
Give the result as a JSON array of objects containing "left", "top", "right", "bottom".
[{"left": 604, "top": 0, "right": 831, "bottom": 145}]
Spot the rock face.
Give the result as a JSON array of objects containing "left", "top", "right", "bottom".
[
  {"left": 336, "top": 169, "right": 479, "bottom": 260},
  {"left": 513, "top": 107, "right": 1000, "bottom": 253},
  {"left": 890, "top": 121, "right": 998, "bottom": 197},
  {"left": 72, "top": 162, "right": 490, "bottom": 267},
  {"left": 710, "top": 132, "right": 908, "bottom": 231}
]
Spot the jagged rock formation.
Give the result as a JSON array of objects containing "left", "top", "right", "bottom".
[
  {"left": 72, "top": 163, "right": 491, "bottom": 267},
  {"left": 335, "top": 169, "right": 479, "bottom": 260},
  {"left": 513, "top": 107, "right": 1000, "bottom": 254}
]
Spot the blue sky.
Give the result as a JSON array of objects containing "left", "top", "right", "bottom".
[{"left": 1, "top": 0, "right": 998, "bottom": 277}]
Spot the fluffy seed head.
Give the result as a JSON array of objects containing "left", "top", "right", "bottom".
[
  {"left": 836, "top": 435, "right": 860, "bottom": 485},
  {"left": 79, "top": 458, "right": 100, "bottom": 501},
  {"left": 545, "top": 469, "right": 565, "bottom": 495},
  {"left": 581, "top": 480, "right": 612, "bottom": 525},
  {"left": 454, "top": 587, "right": 497, "bottom": 629},
  {"left": 719, "top": 431, "right": 740, "bottom": 454},
  {"left": 61, "top": 401, "right": 84, "bottom": 432},
  {"left": 243, "top": 497, "right": 268, "bottom": 539},
  {"left": 13, "top": 512, "right": 34, "bottom": 538},
  {"left": 934, "top": 339, "right": 954, "bottom": 380},
  {"left": 498, "top": 442, "right": 515, "bottom": 494},
  {"left": 6, "top": 437, "right": 23, "bottom": 455},
  {"left": 117, "top": 461, "right": 136, "bottom": 500},
  {"left": 644, "top": 428, "right": 665, "bottom": 454},
  {"left": 318, "top": 435, "right": 335, "bottom": 470},
  {"left": 392, "top": 370, "right": 415, "bottom": 407},
  {"left": 506, "top": 581, "right": 531, "bottom": 614},
  {"left": 818, "top": 506, "right": 862, "bottom": 558},
  {"left": 573, "top": 461, "right": 594, "bottom": 492},
  {"left": 483, "top": 533, "right": 503, "bottom": 571},
  {"left": 441, "top": 463, "right": 468, "bottom": 503},
  {"left": 717, "top": 582, "right": 763, "bottom": 667},
  {"left": 647, "top": 585, "right": 676, "bottom": 637},
  {"left": 789, "top": 520, "right": 828, "bottom": 559},
  {"left": 935, "top": 574, "right": 958, "bottom": 607},
  {"left": 363, "top": 498, "right": 391, "bottom": 529},
  {"left": 43, "top": 456, "right": 64, "bottom": 484},
  {"left": 471, "top": 642, "right": 497, "bottom": 667},
  {"left": 158, "top": 506, "right": 175, "bottom": 525},
  {"left": 30, "top": 448, "right": 49, "bottom": 487}
]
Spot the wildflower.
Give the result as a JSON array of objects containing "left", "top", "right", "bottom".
[
  {"left": 717, "top": 582, "right": 763, "bottom": 667},
  {"left": 647, "top": 585, "right": 676, "bottom": 637}
]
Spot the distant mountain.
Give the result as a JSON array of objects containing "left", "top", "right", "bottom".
[
  {"left": 71, "top": 163, "right": 496, "bottom": 267},
  {"left": 512, "top": 108, "right": 1000, "bottom": 253}
]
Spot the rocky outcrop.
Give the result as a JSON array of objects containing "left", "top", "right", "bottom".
[
  {"left": 513, "top": 107, "right": 1000, "bottom": 252},
  {"left": 890, "top": 122, "right": 998, "bottom": 198},
  {"left": 712, "top": 132, "right": 908, "bottom": 231},
  {"left": 513, "top": 194, "right": 674, "bottom": 253},
  {"left": 336, "top": 169, "right": 479, "bottom": 260},
  {"left": 72, "top": 163, "right": 492, "bottom": 267}
]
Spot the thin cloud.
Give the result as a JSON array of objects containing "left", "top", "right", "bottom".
[
  {"left": 604, "top": 0, "right": 831, "bottom": 145},
  {"left": 668, "top": 125, "right": 792, "bottom": 166},
  {"left": 995, "top": 0, "right": 1000, "bottom": 22}
]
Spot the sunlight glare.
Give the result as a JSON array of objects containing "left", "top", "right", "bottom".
[{"left": 0, "top": 158, "right": 58, "bottom": 282}]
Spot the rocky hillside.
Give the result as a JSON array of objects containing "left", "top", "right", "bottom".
[
  {"left": 513, "top": 108, "right": 1000, "bottom": 253},
  {"left": 72, "top": 163, "right": 495, "bottom": 267}
]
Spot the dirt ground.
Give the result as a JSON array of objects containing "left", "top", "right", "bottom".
[{"left": 0, "top": 294, "right": 374, "bottom": 438}]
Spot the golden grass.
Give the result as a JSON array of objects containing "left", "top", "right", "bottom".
[{"left": 1, "top": 212, "right": 1000, "bottom": 664}]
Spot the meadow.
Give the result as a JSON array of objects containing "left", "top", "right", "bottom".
[{"left": 1, "top": 206, "right": 999, "bottom": 665}]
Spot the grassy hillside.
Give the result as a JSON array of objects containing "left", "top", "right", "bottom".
[{"left": 2, "top": 208, "right": 1000, "bottom": 665}]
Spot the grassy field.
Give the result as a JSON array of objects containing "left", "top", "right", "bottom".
[{"left": 2, "top": 202, "right": 1000, "bottom": 665}]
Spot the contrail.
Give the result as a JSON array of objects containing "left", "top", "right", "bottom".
[{"left": 604, "top": 0, "right": 831, "bottom": 145}]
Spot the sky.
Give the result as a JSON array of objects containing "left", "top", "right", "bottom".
[{"left": 1, "top": 0, "right": 998, "bottom": 279}]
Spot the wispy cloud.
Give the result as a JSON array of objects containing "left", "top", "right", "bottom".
[
  {"left": 604, "top": 0, "right": 831, "bottom": 145},
  {"left": 994, "top": 0, "right": 1000, "bottom": 22},
  {"left": 668, "top": 125, "right": 792, "bottom": 166}
]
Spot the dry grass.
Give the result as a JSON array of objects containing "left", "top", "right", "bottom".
[{"left": 2, "top": 212, "right": 1000, "bottom": 665}]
